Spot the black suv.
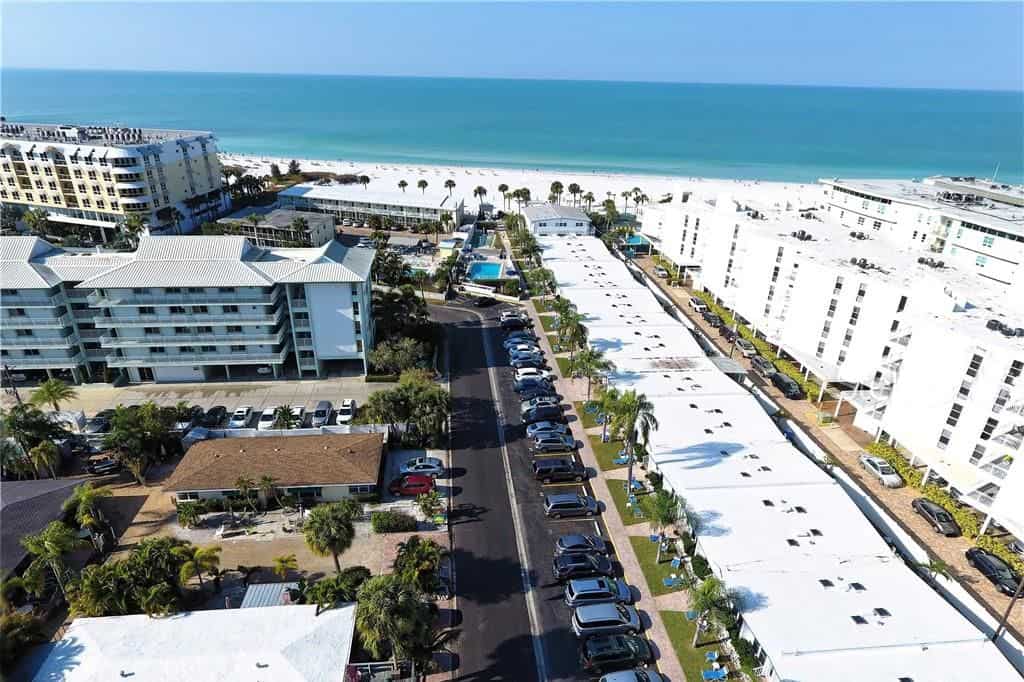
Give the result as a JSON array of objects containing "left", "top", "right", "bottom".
[
  {"left": 771, "top": 372, "right": 804, "bottom": 399},
  {"left": 552, "top": 552, "right": 613, "bottom": 581},
  {"left": 719, "top": 326, "right": 737, "bottom": 342},
  {"left": 966, "top": 547, "right": 1021, "bottom": 596},
  {"left": 701, "top": 310, "right": 722, "bottom": 327},
  {"left": 524, "top": 405, "right": 566, "bottom": 425},
  {"left": 533, "top": 458, "right": 587, "bottom": 484},
  {"left": 580, "top": 634, "right": 654, "bottom": 675}
]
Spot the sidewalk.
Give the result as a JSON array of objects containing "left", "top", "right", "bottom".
[
  {"left": 632, "top": 255, "right": 1024, "bottom": 639},
  {"left": 529, "top": 300, "right": 688, "bottom": 682}
]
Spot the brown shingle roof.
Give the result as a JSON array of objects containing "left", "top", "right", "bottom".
[{"left": 165, "top": 434, "right": 385, "bottom": 492}]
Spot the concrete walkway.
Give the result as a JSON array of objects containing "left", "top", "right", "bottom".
[{"left": 529, "top": 300, "right": 688, "bottom": 682}]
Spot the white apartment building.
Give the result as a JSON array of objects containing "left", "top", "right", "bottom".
[
  {"left": 521, "top": 202, "right": 593, "bottom": 236},
  {"left": 0, "top": 235, "right": 374, "bottom": 384},
  {"left": 640, "top": 188, "right": 1024, "bottom": 536},
  {"left": 820, "top": 176, "right": 1024, "bottom": 286},
  {"left": 279, "top": 182, "right": 464, "bottom": 229},
  {"left": 216, "top": 209, "right": 336, "bottom": 247},
  {"left": 540, "top": 235, "right": 1020, "bottom": 682},
  {"left": 0, "top": 122, "right": 229, "bottom": 239}
]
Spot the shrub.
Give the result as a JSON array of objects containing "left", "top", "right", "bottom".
[
  {"left": 371, "top": 510, "right": 418, "bottom": 533},
  {"left": 365, "top": 374, "right": 400, "bottom": 383},
  {"left": 865, "top": 442, "right": 924, "bottom": 488},
  {"left": 977, "top": 535, "right": 1024, "bottom": 574},
  {"left": 732, "top": 637, "right": 759, "bottom": 670},
  {"left": 645, "top": 471, "right": 663, "bottom": 491},
  {"left": 691, "top": 554, "right": 711, "bottom": 579}
]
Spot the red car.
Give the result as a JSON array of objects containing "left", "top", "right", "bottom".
[{"left": 388, "top": 474, "right": 435, "bottom": 496}]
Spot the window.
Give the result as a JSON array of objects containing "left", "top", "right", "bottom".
[
  {"left": 178, "top": 346, "right": 195, "bottom": 353},
  {"left": 23, "top": 349, "right": 40, "bottom": 356},
  {"left": 227, "top": 325, "right": 243, "bottom": 333},
  {"left": 174, "top": 327, "right": 190, "bottom": 335},
  {"left": 970, "top": 444, "right": 986, "bottom": 465},
  {"left": 218, "top": 287, "right": 235, "bottom": 293},
  {"left": 170, "top": 306, "right": 186, "bottom": 314},
  {"left": 132, "top": 288, "right": 145, "bottom": 294},
  {"left": 144, "top": 327, "right": 160, "bottom": 335},
  {"left": 230, "top": 344, "right": 246, "bottom": 353},
  {"left": 223, "top": 305, "right": 239, "bottom": 313},
  {"left": 187, "top": 287, "right": 203, "bottom": 293},
  {"left": 809, "top": 528, "right": 823, "bottom": 536},
  {"left": 197, "top": 326, "right": 213, "bottom": 334},
  {"left": 200, "top": 345, "right": 216, "bottom": 352},
  {"left": 352, "top": 301, "right": 360, "bottom": 316},
  {"left": 890, "top": 319, "right": 899, "bottom": 333},
  {"left": 139, "top": 306, "right": 155, "bottom": 315},
  {"left": 15, "top": 329, "right": 33, "bottom": 337},
  {"left": 354, "top": 320, "right": 362, "bottom": 335},
  {"left": 980, "top": 418, "right": 998, "bottom": 441},
  {"left": 896, "top": 295, "right": 908, "bottom": 313},
  {"left": 355, "top": 339, "right": 364, "bottom": 352},
  {"left": 982, "top": 235, "right": 995, "bottom": 248},
  {"left": 149, "top": 347, "right": 165, "bottom": 354},
  {"left": 976, "top": 255, "right": 988, "bottom": 268},
  {"left": 937, "top": 429, "right": 952, "bottom": 449},
  {"left": 192, "top": 306, "right": 208, "bottom": 314},
  {"left": 8, "top": 308, "right": 25, "bottom": 317},
  {"left": 946, "top": 403, "right": 964, "bottom": 426},
  {"left": 857, "top": 216, "right": 866, "bottom": 226},
  {"left": 967, "top": 353, "right": 984, "bottom": 378},
  {"left": 1005, "top": 360, "right": 1022, "bottom": 386},
  {"left": 872, "top": 220, "right": 882, "bottom": 230},
  {"left": 958, "top": 380, "right": 972, "bottom": 398}
]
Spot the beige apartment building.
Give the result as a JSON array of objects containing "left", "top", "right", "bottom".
[{"left": 0, "top": 121, "right": 229, "bottom": 240}]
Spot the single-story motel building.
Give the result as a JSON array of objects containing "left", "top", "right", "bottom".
[{"left": 164, "top": 433, "right": 385, "bottom": 506}]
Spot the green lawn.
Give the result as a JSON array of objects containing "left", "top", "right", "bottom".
[
  {"left": 588, "top": 434, "right": 627, "bottom": 471},
  {"left": 548, "top": 334, "right": 564, "bottom": 352},
  {"left": 660, "top": 611, "right": 720, "bottom": 682},
  {"left": 533, "top": 298, "right": 555, "bottom": 313},
  {"left": 629, "top": 535, "right": 688, "bottom": 597},
  {"left": 556, "top": 357, "right": 572, "bottom": 377},
  {"left": 606, "top": 480, "right": 654, "bottom": 526},
  {"left": 574, "top": 401, "right": 601, "bottom": 429},
  {"left": 539, "top": 315, "right": 559, "bottom": 332}
]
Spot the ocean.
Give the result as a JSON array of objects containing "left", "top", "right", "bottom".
[{"left": 2, "top": 68, "right": 1022, "bottom": 183}]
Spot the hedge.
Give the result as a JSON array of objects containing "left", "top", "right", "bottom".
[
  {"left": 978, "top": 535, "right": 1024, "bottom": 574},
  {"left": 865, "top": 442, "right": 923, "bottom": 489},
  {"left": 691, "top": 290, "right": 831, "bottom": 401},
  {"left": 365, "top": 374, "right": 400, "bottom": 383},
  {"left": 371, "top": 510, "right": 418, "bottom": 533}
]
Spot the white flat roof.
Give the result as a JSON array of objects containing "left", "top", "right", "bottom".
[
  {"left": 281, "top": 182, "right": 463, "bottom": 210},
  {"left": 523, "top": 202, "right": 590, "bottom": 223},
  {"left": 32, "top": 604, "right": 356, "bottom": 682},
  {"left": 538, "top": 235, "right": 1020, "bottom": 682}
]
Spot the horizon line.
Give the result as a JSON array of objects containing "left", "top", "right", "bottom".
[{"left": 4, "top": 65, "right": 1022, "bottom": 95}]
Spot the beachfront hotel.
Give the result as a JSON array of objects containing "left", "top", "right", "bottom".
[
  {"left": 521, "top": 201, "right": 593, "bottom": 236},
  {"left": 0, "top": 234, "right": 374, "bottom": 384},
  {"left": 639, "top": 181, "right": 1024, "bottom": 538},
  {"left": 539, "top": 235, "right": 1020, "bottom": 682},
  {"left": 0, "top": 122, "right": 229, "bottom": 239},
  {"left": 279, "top": 181, "right": 465, "bottom": 229}
]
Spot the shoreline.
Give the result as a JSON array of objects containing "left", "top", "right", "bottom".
[{"left": 218, "top": 152, "right": 823, "bottom": 211}]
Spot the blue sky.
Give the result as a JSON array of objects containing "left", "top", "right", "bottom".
[{"left": 3, "top": 2, "right": 1022, "bottom": 90}]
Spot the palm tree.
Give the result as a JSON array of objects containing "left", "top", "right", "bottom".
[
  {"left": 140, "top": 583, "right": 178, "bottom": 617},
  {"left": 20, "top": 521, "right": 85, "bottom": 599},
  {"left": 272, "top": 404, "right": 298, "bottom": 430},
  {"left": 417, "top": 179, "right": 428, "bottom": 194},
  {"left": 650, "top": 491, "right": 679, "bottom": 563},
  {"left": 235, "top": 475, "right": 258, "bottom": 514},
  {"left": 355, "top": 574, "right": 433, "bottom": 662},
  {"left": 394, "top": 535, "right": 447, "bottom": 593},
  {"left": 0, "top": 613, "right": 46, "bottom": 665},
  {"left": 121, "top": 213, "right": 148, "bottom": 246},
  {"left": 29, "top": 378, "right": 77, "bottom": 413},
  {"left": 567, "top": 183, "right": 581, "bottom": 206},
  {"left": 610, "top": 389, "right": 659, "bottom": 491},
  {"left": 583, "top": 191, "right": 595, "bottom": 211},
  {"left": 63, "top": 482, "right": 113, "bottom": 530},
  {"left": 569, "top": 347, "right": 614, "bottom": 400},
  {"left": 247, "top": 213, "right": 264, "bottom": 234},
  {"left": 173, "top": 544, "right": 222, "bottom": 589},
  {"left": 550, "top": 181, "right": 564, "bottom": 204},
  {"left": 303, "top": 502, "right": 356, "bottom": 573},
  {"left": 690, "top": 576, "right": 731, "bottom": 647},
  {"left": 359, "top": 175, "right": 371, "bottom": 189},
  {"left": 473, "top": 185, "right": 487, "bottom": 203},
  {"left": 398, "top": 179, "right": 408, "bottom": 193},
  {"left": 620, "top": 190, "right": 632, "bottom": 215},
  {"left": 273, "top": 553, "right": 299, "bottom": 579},
  {"left": 258, "top": 474, "right": 278, "bottom": 509},
  {"left": 22, "top": 208, "right": 50, "bottom": 236},
  {"left": 498, "top": 183, "right": 509, "bottom": 208},
  {"left": 444, "top": 179, "right": 456, "bottom": 196},
  {"left": 28, "top": 442, "right": 59, "bottom": 479},
  {"left": 0, "top": 440, "right": 32, "bottom": 480},
  {"left": 917, "top": 557, "right": 952, "bottom": 582},
  {"left": 636, "top": 193, "right": 650, "bottom": 215}
]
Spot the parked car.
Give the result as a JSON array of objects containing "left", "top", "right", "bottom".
[
  {"left": 84, "top": 410, "right": 115, "bottom": 435},
  {"left": 514, "top": 376, "right": 553, "bottom": 393},
  {"left": 734, "top": 338, "right": 757, "bottom": 358},
  {"left": 509, "top": 349, "right": 544, "bottom": 362},
  {"left": 531, "top": 434, "right": 577, "bottom": 454},
  {"left": 289, "top": 405, "right": 306, "bottom": 426},
  {"left": 770, "top": 372, "right": 804, "bottom": 399},
  {"left": 511, "top": 357, "right": 547, "bottom": 371},
  {"left": 228, "top": 406, "right": 253, "bottom": 429},
  {"left": 400, "top": 456, "right": 446, "bottom": 478},
  {"left": 257, "top": 406, "right": 280, "bottom": 430},
  {"left": 719, "top": 326, "right": 737, "bottom": 342},
  {"left": 702, "top": 311, "right": 722, "bottom": 328},
  {"left": 504, "top": 330, "right": 539, "bottom": 344},
  {"left": 911, "top": 498, "right": 961, "bottom": 536},
  {"left": 310, "top": 400, "right": 333, "bottom": 427},
  {"left": 750, "top": 355, "right": 775, "bottom": 378},
  {"left": 688, "top": 297, "right": 708, "bottom": 313},
  {"left": 572, "top": 603, "right": 641, "bottom": 638},
  {"left": 965, "top": 547, "right": 1021, "bottom": 596},
  {"left": 474, "top": 296, "right": 497, "bottom": 307},
  {"left": 336, "top": 399, "right": 357, "bottom": 424},
  {"left": 858, "top": 454, "right": 904, "bottom": 488},
  {"left": 85, "top": 455, "right": 121, "bottom": 475},
  {"left": 565, "top": 577, "right": 632, "bottom": 608},
  {"left": 533, "top": 458, "right": 586, "bottom": 483},
  {"left": 200, "top": 406, "right": 228, "bottom": 428},
  {"left": 501, "top": 317, "right": 529, "bottom": 331},
  {"left": 388, "top": 474, "right": 435, "bottom": 497},
  {"left": 580, "top": 635, "right": 654, "bottom": 675},
  {"left": 519, "top": 387, "right": 557, "bottom": 404},
  {"left": 598, "top": 671, "right": 665, "bottom": 682},
  {"left": 555, "top": 534, "right": 608, "bottom": 556},
  {"left": 552, "top": 552, "right": 614, "bottom": 581},
  {"left": 173, "top": 406, "right": 204, "bottom": 432},
  {"left": 521, "top": 395, "right": 560, "bottom": 414},
  {"left": 523, "top": 405, "right": 567, "bottom": 425},
  {"left": 508, "top": 343, "right": 542, "bottom": 356},
  {"left": 544, "top": 492, "right": 599, "bottom": 519},
  {"left": 515, "top": 367, "right": 554, "bottom": 382},
  {"left": 501, "top": 310, "right": 529, "bottom": 322},
  {"left": 654, "top": 266, "right": 669, "bottom": 278},
  {"left": 526, "top": 420, "right": 569, "bottom": 439},
  {"left": 1008, "top": 540, "right": 1024, "bottom": 557}
]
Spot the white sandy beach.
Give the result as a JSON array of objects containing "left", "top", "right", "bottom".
[{"left": 218, "top": 152, "right": 822, "bottom": 214}]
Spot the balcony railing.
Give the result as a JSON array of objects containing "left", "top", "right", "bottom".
[
  {"left": 100, "top": 330, "right": 287, "bottom": 347},
  {"left": 0, "top": 294, "right": 63, "bottom": 308},
  {"left": 1, "top": 313, "right": 73, "bottom": 328},
  {"left": 105, "top": 347, "right": 290, "bottom": 367},
  {"left": 3, "top": 352, "right": 85, "bottom": 368},
  {"left": 980, "top": 459, "right": 1012, "bottom": 480},
  {"left": 0, "top": 336, "right": 77, "bottom": 349},
  {"left": 91, "top": 311, "right": 284, "bottom": 327},
  {"left": 966, "top": 490, "right": 996, "bottom": 508},
  {"left": 88, "top": 289, "right": 282, "bottom": 306}
]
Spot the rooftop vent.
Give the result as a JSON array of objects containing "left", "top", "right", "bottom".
[
  {"left": 848, "top": 231, "right": 868, "bottom": 240},
  {"left": 790, "top": 229, "right": 813, "bottom": 241}
]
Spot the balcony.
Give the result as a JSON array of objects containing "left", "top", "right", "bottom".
[
  {"left": 3, "top": 352, "right": 85, "bottom": 368},
  {"left": 966, "top": 490, "right": 996, "bottom": 509},
  {"left": 91, "top": 311, "right": 285, "bottom": 327},
  {"left": 100, "top": 329, "right": 288, "bottom": 347},
  {"left": 1, "top": 313, "right": 73, "bottom": 328},
  {"left": 980, "top": 458, "right": 1013, "bottom": 480},
  {"left": 0, "top": 294, "right": 63, "bottom": 308},
  {"left": 1, "top": 336, "right": 77, "bottom": 349},
  {"left": 88, "top": 289, "right": 282, "bottom": 307},
  {"left": 105, "top": 346, "right": 291, "bottom": 367}
]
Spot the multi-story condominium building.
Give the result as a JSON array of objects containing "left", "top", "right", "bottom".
[
  {"left": 641, "top": 188, "right": 1024, "bottom": 537},
  {"left": 216, "top": 209, "right": 336, "bottom": 247},
  {"left": 522, "top": 202, "right": 593, "bottom": 236},
  {"left": 0, "top": 234, "right": 374, "bottom": 384},
  {"left": 279, "top": 182, "right": 464, "bottom": 229},
  {"left": 819, "top": 176, "right": 1024, "bottom": 286},
  {"left": 0, "top": 122, "right": 229, "bottom": 240}
]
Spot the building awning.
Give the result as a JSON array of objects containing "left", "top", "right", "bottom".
[
  {"left": 779, "top": 343, "right": 844, "bottom": 383},
  {"left": 710, "top": 356, "right": 747, "bottom": 376}
]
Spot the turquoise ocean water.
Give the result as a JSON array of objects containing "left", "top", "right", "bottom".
[{"left": 2, "top": 69, "right": 1022, "bottom": 183}]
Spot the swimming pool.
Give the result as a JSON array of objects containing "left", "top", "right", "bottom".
[
  {"left": 468, "top": 262, "right": 503, "bottom": 281},
  {"left": 625, "top": 234, "right": 648, "bottom": 246}
]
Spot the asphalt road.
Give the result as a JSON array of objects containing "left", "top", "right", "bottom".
[{"left": 435, "top": 302, "right": 615, "bottom": 682}]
